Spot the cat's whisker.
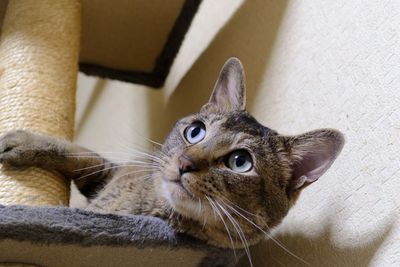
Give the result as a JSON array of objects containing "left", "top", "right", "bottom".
[
  {"left": 110, "top": 128, "right": 162, "bottom": 148},
  {"left": 113, "top": 136, "right": 151, "bottom": 151},
  {"left": 118, "top": 150, "right": 164, "bottom": 164},
  {"left": 220, "top": 196, "right": 259, "bottom": 218},
  {"left": 66, "top": 154, "right": 151, "bottom": 165},
  {"left": 65, "top": 155, "right": 134, "bottom": 163},
  {"left": 72, "top": 159, "right": 158, "bottom": 173},
  {"left": 213, "top": 199, "right": 253, "bottom": 267},
  {"left": 65, "top": 152, "right": 163, "bottom": 171},
  {"left": 67, "top": 153, "right": 160, "bottom": 164},
  {"left": 220, "top": 199, "right": 310, "bottom": 266},
  {"left": 120, "top": 164, "right": 162, "bottom": 172},
  {"left": 202, "top": 209, "right": 208, "bottom": 229},
  {"left": 118, "top": 159, "right": 162, "bottom": 169},
  {"left": 157, "top": 148, "right": 169, "bottom": 156},
  {"left": 73, "top": 161, "right": 131, "bottom": 172},
  {"left": 126, "top": 149, "right": 165, "bottom": 164},
  {"left": 105, "top": 170, "right": 154, "bottom": 184},
  {"left": 90, "top": 138, "right": 164, "bottom": 166},
  {"left": 221, "top": 195, "right": 304, "bottom": 260},
  {"left": 74, "top": 165, "right": 121, "bottom": 182},
  {"left": 145, "top": 137, "right": 163, "bottom": 147},
  {"left": 113, "top": 139, "right": 165, "bottom": 164},
  {"left": 74, "top": 164, "right": 159, "bottom": 182},
  {"left": 155, "top": 150, "right": 169, "bottom": 162},
  {"left": 75, "top": 164, "right": 161, "bottom": 175},
  {"left": 65, "top": 151, "right": 132, "bottom": 155},
  {"left": 205, "top": 196, "right": 237, "bottom": 260},
  {"left": 208, "top": 198, "right": 217, "bottom": 221},
  {"left": 65, "top": 151, "right": 150, "bottom": 162},
  {"left": 65, "top": 154, "right": 127, "bottom": 159},
  {"left": 65, "top": 151, "right": 134, "bottom": 161},
  {"left": 197, "top": 198, "right": 202, "bottom": 216}
]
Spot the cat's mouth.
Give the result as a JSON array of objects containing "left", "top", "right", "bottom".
[
  {"left": 173, "top": 177, "right": 196, "bottom": 197},
  {"left": 170, "top": 179, "right": 187, "bottom": 192},
  {"left": 161, "top": 169, "right": 195, "bottom": 201}
]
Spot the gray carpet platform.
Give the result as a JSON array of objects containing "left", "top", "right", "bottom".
[{"left": 0, "top": 205, "right": 236, "bottom": 267}]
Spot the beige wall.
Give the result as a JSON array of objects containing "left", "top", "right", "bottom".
[{"left": 75, "top": 0, "right": 400, "bottom": 266}]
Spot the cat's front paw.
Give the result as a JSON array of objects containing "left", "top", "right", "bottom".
[{"left": 0, "top": 130, "right": 39, "bottom": 167}]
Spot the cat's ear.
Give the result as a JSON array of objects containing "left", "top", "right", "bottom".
[
  {"left": 202, "top": 57, "right": 246, "bottom": 113},
  {"left": 284, "top": 129, "right": 344, "bottom": 195}
]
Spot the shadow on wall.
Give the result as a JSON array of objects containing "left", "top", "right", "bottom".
[
  {"left": 148, "top": 0, "right": 288, "bottom": 142},
  {"left": 75, "top": 79, "right": 107, "bottom": 137},
  {"left": 244, "top": 219, "right": 395, "bottom": 267}
]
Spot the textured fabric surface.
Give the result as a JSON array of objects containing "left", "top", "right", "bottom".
[
  {"left": 0, "top": 205, "right": 234, "bottom": 267},
  {"left": 0, "top": 205, "right": 180, "bottom": 246},
  {"left": 247, "top": 1, "right": 400, "bottom": 266}
]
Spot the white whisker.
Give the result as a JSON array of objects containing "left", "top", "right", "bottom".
[
  {"left": 145, "top": 137, "right": 163, "bottom": 147},
  {"left": 213, "top": 199, "right": 252, "bottom": 267},
  {"left": 72, "top": 159, "right": 157, "bottom": 172},
  {"left": 65, "top": 151, "right": 127, "bottom": 155},
  {"left": 113, "top": 139, "right": 165, "bottom": 164},
  {"left": 205, "top": 196, "right": 237, "bottom": 259},
  {"left": 74, "top": 163, "right": 160, "bottom": 182},
  {"left": 197, "top": 198, "right": 202, "bottom": 216},
  {"left": 106, "top": 170, "right": 154, "bottom": 183},
  {"left": 65, "top": 151, "right": 149, "bottom": 160},
  {"left": 73, "top": 161, "right": 128, "bottom": 172},
  {"left": 74, "top": 165, "right": 122, "bottom": 180},
  {"left": 220, "top": 199, "right": 309, "bottom": 266},
  {"left": 220, "top": 196, "right": 259, "bottom": 218},
  {"left": 65, "top": 151, "right": 134, "bottom": 160},
  {"left": 65, "top": 155, "right": 133, "bottom": 163},
  {"left": 125, "top": 149, "right": 164, "bottom": 164}
]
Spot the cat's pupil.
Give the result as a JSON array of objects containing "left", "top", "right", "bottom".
[
  {"left": 235, "top": 155, "right": 245, "bottom": 167},
  {"left": 226, "top": 150, "right": 252, "bottom": 172},
  {"left": 191, "top": 127, "right": 200, "bottom": 137}
]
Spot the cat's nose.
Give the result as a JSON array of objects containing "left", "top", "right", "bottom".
[{"left": 179, "top": 155, "right": 197, "bottom": 175}]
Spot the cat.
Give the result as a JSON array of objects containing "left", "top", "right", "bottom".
[{"left": 0, "top": 58, "right": 344, "bottom": 264}]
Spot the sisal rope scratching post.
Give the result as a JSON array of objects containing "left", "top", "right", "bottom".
[{"left": 0, "top": 0, "right": 81, "bottom": 206}]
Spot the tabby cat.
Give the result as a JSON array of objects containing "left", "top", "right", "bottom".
[{"left": 0, "top": 58, "right": 344, "bottom": 264}]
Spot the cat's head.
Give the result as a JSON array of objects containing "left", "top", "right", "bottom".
[{"left": 158, "top": 58, "right": 344, "bottom": 248}]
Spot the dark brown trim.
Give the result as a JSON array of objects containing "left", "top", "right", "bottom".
[
  {"left": 79, "top": 0, "right": 202, "bottom": 88},
  {"left": 79, "top": 63, "right": 165, "bottom": 88}
]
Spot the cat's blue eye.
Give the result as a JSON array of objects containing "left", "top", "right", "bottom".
[
  {"left": 184, "top": 122, "right": 206, "bottom": 144},
  {"left": 226, "top": 150, "right": 253, "bottom": 173}
]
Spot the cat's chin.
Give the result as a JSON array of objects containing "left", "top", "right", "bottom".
[
  {"left": 161, "top": 179, "right": 209, "bottom": 223},
  {"left": 161, "top": 179, "right": 192, "bottom": 201},
  {"left": 159, "top": 167, "right": 195, "bottom": 201}
]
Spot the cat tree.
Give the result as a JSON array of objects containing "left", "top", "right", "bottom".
[{"left": 0, "top": 1, "right": 231, "bottom": 266}]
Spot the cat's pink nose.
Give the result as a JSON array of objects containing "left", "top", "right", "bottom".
[{"left": 179, "top": 154, "right": 196, "bottom": 175}]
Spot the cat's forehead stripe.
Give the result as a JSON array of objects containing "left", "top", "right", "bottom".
[
  {"left": 208, "top": 115, "right": 224, "bottom": 125},
  {"left": 222, "top": 112, "right": 275, "bottom": 137}
]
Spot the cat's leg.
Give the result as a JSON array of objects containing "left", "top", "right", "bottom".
[{"left": 0, "top": 130, "right": 118, "bottom": 198}]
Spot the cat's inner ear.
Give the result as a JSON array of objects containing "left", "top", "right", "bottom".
[
  {"left": 285, "top": 129, "right": 345, "bottom": 194},
  {"left": 203, "top": 57, "right": 246, "bottom": 112}
]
